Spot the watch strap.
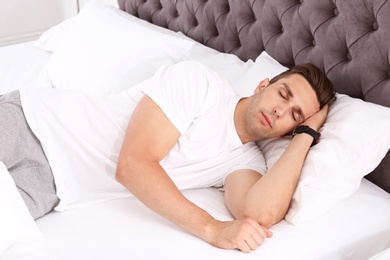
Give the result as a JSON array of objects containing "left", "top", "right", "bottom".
[{"left": 292, "top": 125, "right": 320, "bottom": 147}]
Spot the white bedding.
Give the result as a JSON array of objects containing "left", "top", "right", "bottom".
[
  {"left": 34, "top": 179, "right": 390, "bottom": 260},
  {"left": 1, "top": 2, "right": 390, "bottom": 259},
  {"left": 0, "top": 41, "right": 51, "bottom": 95}
]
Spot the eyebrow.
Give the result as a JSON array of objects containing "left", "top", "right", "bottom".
[{"left": 281, "top": 83, "right": 306, "bottom": 122}]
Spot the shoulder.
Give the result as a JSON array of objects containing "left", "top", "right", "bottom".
[
  {"left": 169, "top": 60, "right": 215, "bottom": 73},
  {"left": 146, "top": 60, "right": 230, "bottom": 101},
  {"left": 162, "top": 61, "right": 228, "bottom": 88}
]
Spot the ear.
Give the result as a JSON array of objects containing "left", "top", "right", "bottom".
[{"left": 254, "top": 78, "right": 270, "bottom": 94}]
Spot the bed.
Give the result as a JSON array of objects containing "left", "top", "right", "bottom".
[{"left": 1, "top": 0, "right": 390, "bottom": 259}]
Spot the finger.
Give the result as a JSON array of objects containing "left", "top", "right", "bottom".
[
  {"left": 247, "top": 220, "right": 273, "bottom": 240},
  {"left": 249, "top": 232, "right": 264, "bottom": 248},
  {"left": 243, "top": 223, "right": 266, "bottom": 249},
  {"left": 258, "top": 226, "right": 269, "bottom": 239},
  {"left": 266, "top": 229, "right": 273, "bottom": 238},
  {"left": 246, "top": 219, "right": 268, "bottom": 239},
  {"left": 246, "top": 233, "right": 263, "bottom": 250},
  {"left": 236, "top": 240, "right": 251, "bottom": 253},
  {"left": 231, "top": 228, "right": 261, "bottom": 252}
]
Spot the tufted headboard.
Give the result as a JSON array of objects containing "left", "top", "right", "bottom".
[{"left": 118, "top": 0, "right": 390, "bottom": 193}]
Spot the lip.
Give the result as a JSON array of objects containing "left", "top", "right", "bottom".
[{"left": 261, "top": 112, "right": 272, "bottom": 128}]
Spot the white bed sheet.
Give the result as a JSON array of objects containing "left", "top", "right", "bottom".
[
  {"left": 1, "top": 41, "right": 390, "bottom": 260},
  {"left": 35, "top": 179, "right": 390, "bottom": 260}
]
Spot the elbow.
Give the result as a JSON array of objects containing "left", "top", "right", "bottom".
[
  {"left": 242, "top": 211, "right": 275, "bottom": 229},
  {"left": 115, "top": 159, "right": 130, "bottom": 185},
  {"left": 241, "top": 206, "right": 286, "bottom": 228},
  {"left": 115, "top": 168, "right": 123, "bottom": 184}
]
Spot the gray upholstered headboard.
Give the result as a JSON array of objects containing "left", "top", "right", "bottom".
[{"left": 118, "top": 0, "right": 390, "bottom": 193}]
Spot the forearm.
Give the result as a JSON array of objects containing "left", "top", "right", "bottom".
[
  {"left": 239, "top": 133, "right": 313, "bottom": 227},
  {"left": 116, "top": 94, "right": 272, "bottom": 252},
  {"left": 115, "top": 159, "right": 218, "bottom": 242},
  {"left": 235, "top": 105, "right": 329, "bottom": 227}
]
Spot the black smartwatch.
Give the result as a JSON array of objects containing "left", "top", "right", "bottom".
[{"left": 292, "top": 125, "right": 320, "bottom": 147}]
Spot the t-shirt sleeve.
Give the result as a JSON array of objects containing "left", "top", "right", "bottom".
[
  {"left": 221, "top": 142, "right": 267, "bottom": 188},
  {"left": 141, "top": 61, "right": 223, "bottom": 134}
]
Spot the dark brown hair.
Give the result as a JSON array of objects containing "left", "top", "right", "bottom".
[{"left": 269, "top": 63, "right": 336, "bottom": 109}]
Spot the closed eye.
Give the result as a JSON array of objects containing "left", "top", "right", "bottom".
[
  {"left": 280, "top": 83, "right": 306, "bottom": 122},
  {"left": 291, "top": 110, "right": 297, "bottom": 121},
  {"left": 279, "top": 91, "right": 287, "bottom": 99}
]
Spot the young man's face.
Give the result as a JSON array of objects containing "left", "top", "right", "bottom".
[{"left": 245, "top": 74, "right": 320, "bottom": 140}]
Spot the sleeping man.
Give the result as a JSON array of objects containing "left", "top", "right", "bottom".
[{"left": 1, "top": 60, "right": 335, "bottom": 253}]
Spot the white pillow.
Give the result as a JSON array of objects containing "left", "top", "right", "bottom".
[
  {"left": 0, "top": 162, "right": 47, "bottom": 258},
  {"left": 44, "top": 0, "right": 194, "bottom": 95},
  {"left": 231, "top": 55, "right": 390, "bottom": 224},
  {"left": 257, "top": 94, "right": 390, "bottom": 224},
  {"left": 36, "top": 1, "right": 289, "bottom": 96},
  {"left": 35, "top": 1, "right": 189, "bottom": 53},
  {"left": 230, "top": 52, "right": 288, "bottom": 96},
  {"left": 35, "top": 16, "right": 77, "bottom": 53}
]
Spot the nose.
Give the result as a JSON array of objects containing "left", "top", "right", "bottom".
[{"left": 274, "top": 105, "right": 289, "bottom": 118}]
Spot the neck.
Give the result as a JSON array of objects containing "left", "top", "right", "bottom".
[{"left": 234, "top": 97, "right": 256, "bottom": 144}]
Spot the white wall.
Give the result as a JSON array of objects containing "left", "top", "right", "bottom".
[
  {"left": 0, "top": 0, "right": 76, "bottom": 46},
  {"left": 0, "top": 0, "right": 79, "bottom": 46},
  {"left": 0, "top": 0, "right": 119, "bottom": 47},
  {"left": 78, "top": 0, "right": 118, "bottom": 10}
]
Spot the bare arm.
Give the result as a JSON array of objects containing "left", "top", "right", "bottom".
[
  {"left": 224, "top": 105, "right": 329, "bottom": 228},
  {"left": 116, "top": 95, "right": 271, "bottom": 252}
]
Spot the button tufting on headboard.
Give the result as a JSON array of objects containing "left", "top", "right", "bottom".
[
  {"left": 118, "top": 0, "right": 390, "bottom": 192},
  {"left": 373, "top": 21, "right": 379, "bottom": 30},
  {"left": 118, "top": 0, "right": 390, "bottom": 109}
]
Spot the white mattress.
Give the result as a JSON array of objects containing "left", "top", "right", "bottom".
[{"left": 1, "top": 40, "right": 390, "bottom": 260}]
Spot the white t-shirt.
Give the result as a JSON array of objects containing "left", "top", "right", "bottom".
[{"left": 20, "top": 61, "right": 266, "bottom": 211}]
